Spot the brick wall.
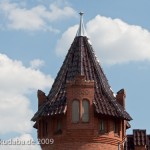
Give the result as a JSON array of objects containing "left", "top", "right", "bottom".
[
  {"left": 42, "top": 142, "right": 119, "bottom": 150},
  {"left": 38, "top": 76, "right": 126, "bottom": 150}
]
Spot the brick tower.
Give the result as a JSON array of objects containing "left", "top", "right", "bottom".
[{"left": 32, "top": 12, "right": 132, "bottom": 150}]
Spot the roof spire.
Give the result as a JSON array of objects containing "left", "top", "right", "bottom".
[{"left": 76, "top": 12, "right": 87, "bottom": 37}]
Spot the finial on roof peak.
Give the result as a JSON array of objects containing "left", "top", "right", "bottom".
[
  {"left": 79, "top": 12, "right": 84, "bottom": 16},
  {"left": 76, "top": 12, "right": 87, "bottom": 37}
]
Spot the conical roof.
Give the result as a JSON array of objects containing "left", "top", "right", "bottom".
[{"left": 32, "top": 13, "right": 132, "bottom": 121}]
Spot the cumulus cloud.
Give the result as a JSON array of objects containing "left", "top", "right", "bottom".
[
  {"left": 56, "top": 25, "right": 78, "bottom": 56},
  {"left": 0, "top": 1, "right": 76, "bottom": 31},
  {"left": 0, "top": 94, "right": 33, "bottom": 134},
  {"left": 0, "top": 134, "right": 40, "bottom": 150},
  {"left": 55, "top": 15, "right": 150, "bottom": 65},
  {"left": 0, "top": 53, "right": 53, "bottom": 135},
  {"left": 30, "top": 59, "right": 45, "bottom": 69}
]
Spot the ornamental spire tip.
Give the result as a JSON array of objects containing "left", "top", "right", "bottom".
[
  {"left": 79, "top": 12, "right": 84, "bottom": 16},
  {"left": 76, "top": 12, "right": 87, "bottom": 37}
]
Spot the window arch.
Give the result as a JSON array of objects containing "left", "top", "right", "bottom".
[
  {"left": 39, "top": 119, "right": 48, "bottom": 137},
  {"left": 72, "top": 100, "right": 79, "bottom": 123},
  {"left": 99, "top": 119, "right": 105, "bottom": 132},
  {"left": 114, "top": 119, "right": 119, "bottom": 134},
  {"left": 82, "top": 99, "right": 89, "bottom": 122},
  {"left": 55, "top": 118, "right": 62, "bottom": 134}
]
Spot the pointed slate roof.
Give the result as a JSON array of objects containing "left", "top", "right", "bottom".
[{"left": 32, "top": 13, "right": 132, "bottom": 121}]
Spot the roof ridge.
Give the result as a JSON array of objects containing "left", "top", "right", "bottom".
[{"left": 84, "top": 38, "right": 131, "bottom": 120}]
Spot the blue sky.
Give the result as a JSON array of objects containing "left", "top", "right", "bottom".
[{"left": 0, "top": 0, "right": 150, "bottom": 149}]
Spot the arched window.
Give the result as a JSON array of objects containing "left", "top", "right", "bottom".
[
  {"left": 45, "top": 121, "right": 48, "bottom": 137},
  {"left": 72, "top": 100, "right": 79, "bottom": 123},
  {"left": 99, "top": 119, "right": 105, "bottom": 132},
  {"left": 41, "top": 120, "right": 48, "bottom": 137},
  {"left": 57, "top": 119, "right": 62, "bottom": 131},
  {"left": 55, "top": 119, "right": 62, "bottom": 134},
  {"left": 82, "top": 99, "right": 89, "bottom": 122},
  {"left": 114, "top": 119, "right": 120, "bottom": 135}
]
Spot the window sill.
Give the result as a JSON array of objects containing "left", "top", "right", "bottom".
[
  {"left": 72, "top": 121, "right": 90, "bottom": 124},
  {"left": 114, "top": 133, "right": 120, "bottom": 137},
  {"left": 99, "top": 130, "right": 108, "bottom": 135},
  {"left": 81, "top": 121, "right": 89, "bottom": 123},
  {"left": 72, "top": 121, "right": 79, "bottom": 124}
]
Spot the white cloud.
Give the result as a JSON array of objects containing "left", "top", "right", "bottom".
[
  {"left": 56, "top": 25, "right": 78, "bottom": 56},
  {"left": 30, "top": 59, "right": 45, "bottom": 69},
  {"left": 55, "top": 15, "right": 150, "bottom": 65},
  {"left": 0, "top": 94, "right": 33, "bottom": 134},
  {"left": 0, "top": 53, "right": 53, "bottom": 135},
  {"left": 0, "top": 134, "right": 40, "bottom": 150},
  {"left": 0, "top": 1, "right": 76, "bottom": 31}
]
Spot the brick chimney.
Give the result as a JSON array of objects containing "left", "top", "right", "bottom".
[
  {"left": 116, "top": 89, "right": 126, "bottom": 109},
  {"left": 37, "top": 90, "right": 46, "bottom": 108}
]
